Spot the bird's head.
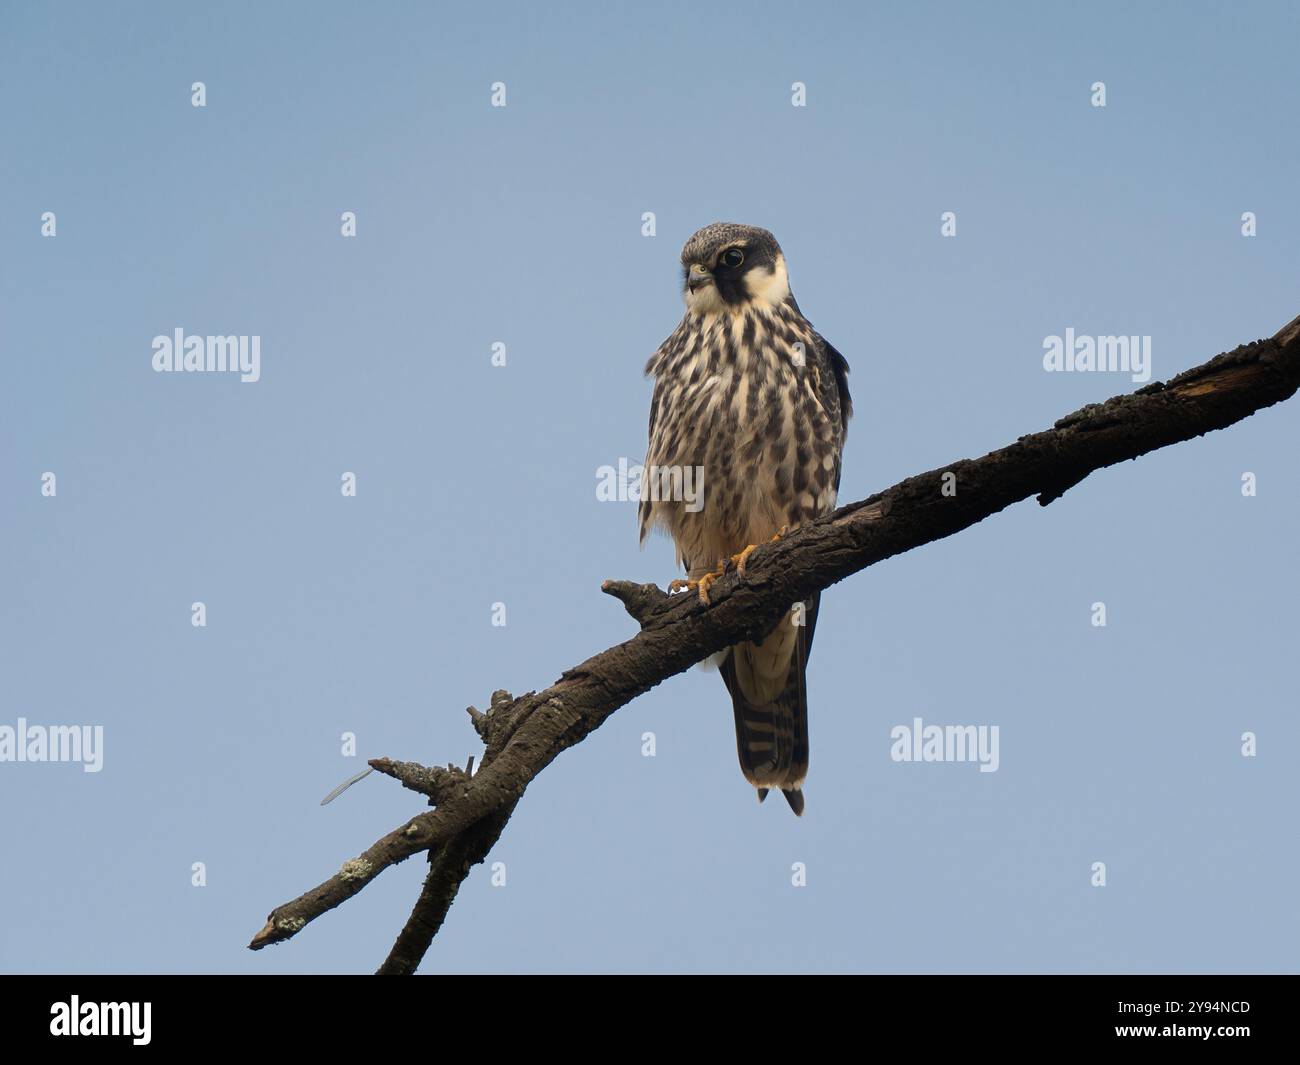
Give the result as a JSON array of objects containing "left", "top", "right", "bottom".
[{"left": 679, "top": 222, "right": 791, "bottom": 315}]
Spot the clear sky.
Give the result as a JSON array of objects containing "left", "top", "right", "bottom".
[{"left": 2, "top": 0, "right": 1297, "bottom": 974}]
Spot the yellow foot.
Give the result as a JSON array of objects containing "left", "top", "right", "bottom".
[
  {"left": 669, "top": 564, "right": 725, "bottom": 605},
  {"left": 729, "top": 543, "right": 759, "bottom": 575},
  {"left": 727, "top": 527, "right": 789, "bottom": 576}
]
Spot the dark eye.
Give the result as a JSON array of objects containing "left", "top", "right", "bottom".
[{"left": 720, "top": 248, "right": 744, "bottom": 268}]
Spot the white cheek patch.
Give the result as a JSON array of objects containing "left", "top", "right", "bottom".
[
  {"left": 744, "top": 254, "right": 791, "bottom": 306},
  {"left": 684, "top": 283, "right": 726, "bottom": 316}
]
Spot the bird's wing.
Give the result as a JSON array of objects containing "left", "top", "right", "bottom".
[
  {"left": 813, "top": 331, "right": 853, "bottom": 434},
  {"left": 639, "top": 323, "right": 689, "bottom": 545}
]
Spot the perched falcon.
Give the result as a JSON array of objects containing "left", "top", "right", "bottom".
[{"left": 639, "top": 222, "right": 852, "bottom": 816}]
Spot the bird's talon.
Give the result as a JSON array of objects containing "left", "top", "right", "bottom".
[
  {"left": 669, "top": 563, "right": 726, "bottom": 605},
  {"left": 724, "top": 528, "right": 791, "bottom": 577},
  {"left": 730, "top": 542, "right": 759, "bottom": 575},
  {"left": 695, "top": 570, "right": 719, "bottom": 604}
]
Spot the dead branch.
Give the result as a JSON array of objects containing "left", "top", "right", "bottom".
[{"left": 249, "top": 312, "right": 1300, "bottom": 970}]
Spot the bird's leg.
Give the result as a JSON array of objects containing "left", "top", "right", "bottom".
[
  {"left": 727, "top": 526, "right": 789, "bottom": 576},
  {"left": 669, "top": 560, "right": 727, "bottom": 605}
]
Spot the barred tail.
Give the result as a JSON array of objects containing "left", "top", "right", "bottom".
[{"left": 719, "top": 595, "right": 818, "bottom": 816}]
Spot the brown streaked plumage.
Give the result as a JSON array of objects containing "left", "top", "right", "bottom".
[{"left": 639, "top": 222, "right": 851, "bottom": 815}]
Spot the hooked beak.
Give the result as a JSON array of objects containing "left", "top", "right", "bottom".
[{"left": 687, "top": 263, "right": 713, "bottom": 292}]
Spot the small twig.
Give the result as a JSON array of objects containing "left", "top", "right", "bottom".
[
  {"left": 599, "top": 580, "right": 672, "bottom": 626},
  {"left": 368, "top": 758, "right": 469, "bottom": 805}
]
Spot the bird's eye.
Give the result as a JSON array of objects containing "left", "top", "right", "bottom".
[{"left": 720, "top": 248, "right": 744, "bottom": 268}]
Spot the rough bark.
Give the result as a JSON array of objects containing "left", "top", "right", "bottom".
[{"left": 249, "top": 312, "right": 1300, "bottom": 970}]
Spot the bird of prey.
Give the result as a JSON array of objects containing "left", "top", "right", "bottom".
[{"left": 639, "top": 222, "right": 852, "bottom": 816}]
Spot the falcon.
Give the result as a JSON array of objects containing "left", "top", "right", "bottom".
[{"left": 639, "top": 222, "right": 852, "bottom": 815}]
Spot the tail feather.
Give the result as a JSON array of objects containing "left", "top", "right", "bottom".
[{"left": 720, "top": 594, "right": 820, "bottom": 816}]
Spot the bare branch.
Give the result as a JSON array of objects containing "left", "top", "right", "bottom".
[
  {"left": 250, "top": 313, "right": 1300, "bottom": 964},
  {"left": 374, "top": 799, "right": 519, "bottom": 975}
]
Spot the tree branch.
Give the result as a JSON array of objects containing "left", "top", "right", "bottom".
[
  {"left": 374, "top": 798, "right": 518, "bottom": 975},
  {"left": 249, "top": 312, "right": 1300, "bottom": 968}
]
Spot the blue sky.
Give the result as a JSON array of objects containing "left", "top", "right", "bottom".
[{"left": 1, "top": 0, "right": 1297, "bottom": 973}]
